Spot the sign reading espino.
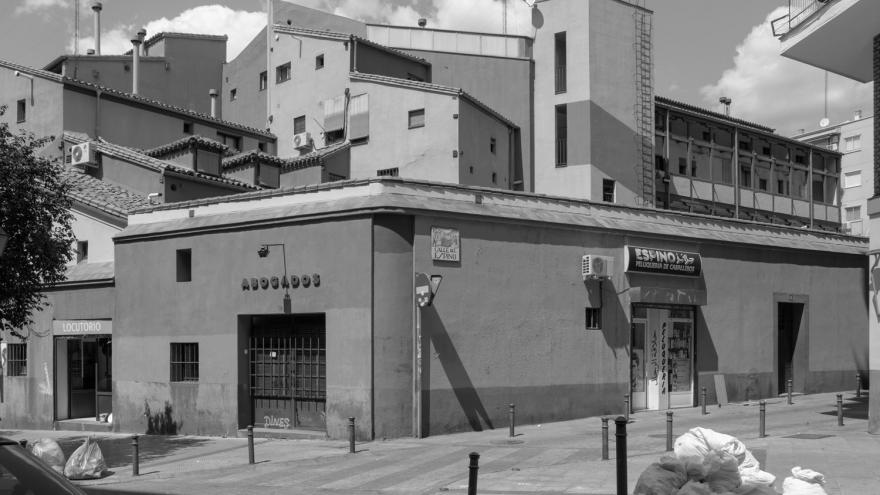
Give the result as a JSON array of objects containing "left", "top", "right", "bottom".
[
  {"left": 241, "top": 273, "right": 321, "bottom": 291},
  {"left": 624, "top": 246, "right": 702, "bottom": 277}
]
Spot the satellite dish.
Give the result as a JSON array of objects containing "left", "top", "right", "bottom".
[{"left": 819, "top": 117, "right": 830, "bottom": 127}]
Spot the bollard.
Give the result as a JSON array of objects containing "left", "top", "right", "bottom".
[
  {"left": 758, "top": 400, "right": 766, "bottom": 438},
  {"left": 665, "top": 411, "right": 673, "bottom": 452},
  {"left": 509, "top": 403, "right": 516, "bottom": 438},
  {"left": 857, "top": 373, "right": 862, "bottom": 398},
  {"left": 601, "top": 417, "right": 609, "bottom": 460},
  {"left": 623, "top": 394, "right": 630, "bottom": 423},
  {"left": 247, "top": 425, "right": 255, "bottom": 464},
  {"left": 131, "top": 435, "right": 140, "bottom": 476},
  {"left": 837, "top": 394, "right": 844, "bottom": 426},
  {"left": 701, "top": 387, "right": 707, "bottom": 415},
  {"left": 349, "top": 417, "right": 356, "bottom": 454},
  {"left": 467, "top": 452, "right": 480, "bottom": 495},
  {"left": 615, "top": 416, "right": 627, "bottom": 495},
  {"left": 787, "top": 379, "right": 793, "bottom": 405}
]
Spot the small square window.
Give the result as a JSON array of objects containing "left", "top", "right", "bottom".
[
  {"left": 602, "top": 179, "right": 615, "bottom": 202},
  {"left": 490, "top": 137, "right": 496, "bottom": 155},
  {"left": 76, "top": 240, "right": 89, "bottom": 263},
  {"left": 276, "top": 62, "right": 291, "bottom": 83},
  {"left": 315, "top": 54, "right": 324, "bottom": 70},
  {"left": 183, "top": 122, "right": 193, "bottom": 134},
  {"left": 229, "top": 88, "right": 237, "bottom": 101},
  {"left": 176, "top": 249, "right": 192, "bottom": 282},
  {"left": 170, "top": 343, "right": 199, "bottom": 382},
  {"left": 16, "top": 99, "right": 26, "bottom": 123},
  {"left": 258, "top": 142, "right": 266, "bottom": 152},
  {"left": 585, "top": 308, "right": 602, "bottom": 330},
  {"left": 408, "top": 109, "right": 425, "bottom": 129},
  {"left": 259, "top": 71, "right": 267, "bottom": 91}
]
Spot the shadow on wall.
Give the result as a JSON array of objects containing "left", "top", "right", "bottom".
[
  {"left": 601, "top": 278, "right": 629, "bottom": 354},
  {"left": 421, "top": 306, "right": 494, "bottom": 434},
  {"left": 143, "top": 400, "right": 181, "bottom": 435}
]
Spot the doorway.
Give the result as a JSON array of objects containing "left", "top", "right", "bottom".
[
  {"left": 777, "top": 302, "right": 805, "bottom": 394},
  {"left": 54, "top": 336, "right": 112, "bottom": 421},
  {"left": 631, "top": 304, "right": 695, "bottom": 411},
  {"left": 249, "top": 314, "right": 326, "bottom": 430}
]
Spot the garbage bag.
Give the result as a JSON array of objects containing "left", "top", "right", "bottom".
[
  {"left": 674, "top": 428, "right": 775, "bottom": 486},
  {"left": 634, "top": 455, "right": 687, "bottom": 494},
  {"left": 63, "top": 436, "right": 107, "bottom": 480},
  {"left": 29, "top": 438, "right": 66, "bottom": 474},
  {"left": 675, "top": 480, "right": 714, "bottom": 495},
  {"left": 782, "top": 467, "right": 827, "bottom": 495},
  {"left": 702, "top": 450, "right": 741, "bottom": 493}
]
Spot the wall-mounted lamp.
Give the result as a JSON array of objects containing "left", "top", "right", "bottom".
[
  {"left": 14, "top": 71, "right": 34, "bottom": 106},
  {"left": 258, "top": 243, "right": 290, "bottom": 313}
]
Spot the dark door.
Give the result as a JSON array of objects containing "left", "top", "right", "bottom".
[
  {"left": 777, "top": 302, "right": 804, "bottom": 394},
  {"left": 68, "top": 339, "right": 96, "bottom": 419}
]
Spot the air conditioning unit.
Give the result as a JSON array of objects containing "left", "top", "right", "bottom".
[
  {"left": 582, "top": 255, "right": 612, "bottom": 280},
  {"left": 293, "top": 132, "right": 312, "bottom": 150},
  {"left": 70, "top": 142, "right": 97, "bottom": 167}
]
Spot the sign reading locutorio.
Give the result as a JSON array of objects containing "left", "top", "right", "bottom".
[{"left": 624, "top": 246, "right": 702, "bottom": 277}]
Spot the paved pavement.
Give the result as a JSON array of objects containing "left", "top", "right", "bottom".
[{"left": 2, "top": 390, "right": 877, "bottom": 494}]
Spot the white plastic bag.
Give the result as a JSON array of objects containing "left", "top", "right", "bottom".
[
  {"left": 674, "top": 427, "right": 775, "bottom": 487},
  {"left": 782, "top": 467, "right": 827, "bottom": 495},
  {"left": 29, "top": 438, "right": 66, "bottom": 474},
  {"left": 63, "top": 436, "right": 108, "bottom": 480}
]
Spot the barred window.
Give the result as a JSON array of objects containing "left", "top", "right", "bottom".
[
  {"left": 7, "top": 343, "right": 27, "bottom": 377},
  {"left": 170, "top": 343, "right": 199, "bottom": 382}
]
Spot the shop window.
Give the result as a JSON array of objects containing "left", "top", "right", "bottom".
[
  {"left": 490, "top": 137, "right": 496, "bottom": 155},
  {"left": 554, "top": 32, "right": 566, "bottom": 94},
  {"left": 712, "top": 150, "right": 733, "bottom": 184},
  {"left": 176, "top": 249, "right": 192, "bottom": 283},
  {"left": 555, "top": 104, "right": 567, "bottom": 167},
  {"left": 170, "top": 343, "right": 199, "bottom": 382},
  {"left": 229, "top": 88, "right": 237, "bottom": 101},
  {"left": 293, "top": 115, "right": 306, "bottom": 135},
  {"left": 276, "top": 62, "right": 291, "bottom": 83},
  {"left": 76, "top": 240, "right": 89, "bottom": 263},
  {"left": 7, "top": 343, "right": 26, "bottom": 376},
  {"left": 791, "top": 168, "right": 808, "bottom": 199},
  {"left": 844, "top": 135, "right": 861, "bottom": 152},
  {"left": 258, "top": 71, "right": 267, "bottom": 91},
  {"left": 844, "top": 171, "right": 861, "bottom": 188},
  {"left": 315, "top": 54, "right": 324, "bottom": 70},
  {"left": 602, "top": 179, "right": 615, "bottom": 202},
  {"left": 16, "top": 99, "right": 25, "bottom": 123},
  {"left": 585, "top": 307, "right": 601, "bottom": 330},
  {"left": 408, "top": 108, "right": 425, "bottom": 129}
]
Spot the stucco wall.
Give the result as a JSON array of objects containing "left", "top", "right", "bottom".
[
  {"left": 163, "top": 175, "right": 246, "bottom": 203},
  {"left": 457, "top": 99, "right": 512, "bottom": 188},
  {"left": 222, "top": 27, "right": 269, "bottom": 131},
  {"left": 95, "top": 156, "right": 162, "bottom": 197},
  {"left": 354, "top": 42, "right": 429, "bottom": 81},
  {"left": 0, "top": 68, "right": 64, "bottom": 159},
  {"left": 70, "top": 210, "right": 121, "bottom": 264}
]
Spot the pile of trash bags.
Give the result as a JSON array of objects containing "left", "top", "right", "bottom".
[
  {"left": 29, "top": 436, "right": 108, "bottom": 480},
  {"left": 634, "top": 427, "right": 828, "bottom": 495}
]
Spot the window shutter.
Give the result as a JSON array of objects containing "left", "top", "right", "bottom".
[{"left": 349, "top": 94, "right": 369, "bottom": 140}]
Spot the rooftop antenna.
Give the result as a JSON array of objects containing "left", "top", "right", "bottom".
[
  {"left": 719, "top": 96, "right": 731, "bottom": 117},
  {"left": 74, "top": 0, "right": 80, "bottom": 54}
]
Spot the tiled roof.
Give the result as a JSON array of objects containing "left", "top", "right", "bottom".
[
  {"left": 144, "top": 32, "right": 228, "bottom": 48},
  {"left": 223, "top": 150, "right": 290, "bottom": 170},
  {"left": 655, "top": 95, "right": 775, "bottom": 134},
  {"left": 61, "top": 168, "right": 152, "bottom": 218},
  {"left": 143, "top": 135, "right": 229, "bottom": 158},
  {"left": 62, "top": 261, "right": 115, "bottom": 284},
  {"left": 350, "top": 72, "right": 518, "bottom": 129},
  {"left": 0, "top": 58, "right": 63, "bottom": 82},
  {"left": 63, "top": 132, "right": 261, "bottom": 191},
  {"left": 280, "top": 142, "right": 350, "bottom": 171},
  {"left": 273, "top": 25, "right": 430, "bottom": 66}
]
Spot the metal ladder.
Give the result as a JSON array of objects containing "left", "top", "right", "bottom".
[{"left": 633, "top": 4, "right": 655, "bottom": 207}]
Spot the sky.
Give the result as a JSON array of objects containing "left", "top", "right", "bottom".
[{"left": 1, "top": 0, "right": 873, "bottom": 136}]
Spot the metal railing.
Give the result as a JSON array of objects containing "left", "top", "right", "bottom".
[{"left": 771, "top": 0, "right": 832, "bottom": 37}]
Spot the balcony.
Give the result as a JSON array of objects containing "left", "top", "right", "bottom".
[{"left": 771, "top": 0, "right": 831, "bottom": 37}]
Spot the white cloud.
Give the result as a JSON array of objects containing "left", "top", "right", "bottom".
[
  {"left": 15, "top": 0, "right": 67, "bottom": 15},
  {"left": 700, "top": 7, "right": 873, "bottom": 135},
  {"left": 72, "top": 5, "right": 266, "bottom": 62}
]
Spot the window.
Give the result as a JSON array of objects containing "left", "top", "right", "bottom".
[
  {"left": 276, "top": 62, "right": 291, "bottom": 83},
  {"left": 690, "top": 145, "right": 710, "bottom": 180},
  {"left": 845, "top": 205, "right": 862, "bottom": 222},
  {"left": 555, "top": 104, "right": 567, "bottom": 167},
  {"left": 554, "top": 32, "right": 566, "bottom": 94},
  {"left": 258, "top": 142, "right": 266, "bottom": 152},
  {"left": 844, "top": 171, "right": 862, "bottom": 188},
  {"left": 408, "top": 108, "right": 425, "bottom": 129},
  {"left": 229, "top": 88, "right": 237, "bottom": 101},
  {"left": 170, "top": 343, "right": 199, "bottom": 382},
  {"left": 76, "top": 240, "right": 88, "bottom": 263},
  {"left": 775, "top": 164, "right": 790, "bottom": 196},
  {"left": 844, "top": 135, "right": 861, "bottom": 152},
  {"left": 712, "top": 150, "right": 733, "bottom": 184},
  {"left": 791, "top": 168, "right": 808, "bottom": 199},
  {"left": 16, "top": 99, "right": 25, "bottom": 123},
  {"left": 491, "top": 172, "right": 497, "bottom": 184},
  {"left": 602, "top": 179, "right": 615, "bottom": 202},
  {"left": 183, "top": 122, "right": 193, "bottom": 134},
  {"left": 7, "top": 343, "right": 26, "bottom": 376},
  {"left": 176, "top": 249, "right": 191, "bottom": 282},
  {"left": 490, "top": 137, "right": 496, "bottom": 155},
  {"left": 217, "top": 132, "right": 241, "bottom": 152},
  {"left": 315, "top": 54, "right": 324, "bottom": 70},
  {"left": 258, "top": 71, "right": 267, "bottom": 91},
  {"left": 377, "top": 167, "right": 399, "bottom": 177},
  {"left": 293, "top": 115, "right": 306, "bottom": 135},
  {"left": 755, "top": 159, "right": 771, "bottom": 192},
  {"left": 739, "top": 156, "right": 752, "bottom": 189},
  {"left": 585, "top": 307, "right": 601, "bottom": 330}
]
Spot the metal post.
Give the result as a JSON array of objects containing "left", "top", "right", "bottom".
[
  {"left": 623, "top": 394, "right": 630, "bottom": 423},
  {"left": 615, "top": 416, "right": 627, "bottom": 495},
  {"left": 665, "top": 411, "right": 673, "bottom": 452},
  {"left": 857, "top": 373, "right": 862, "bottom": 398},
  {"left": 508, "top": 404, "right": 515, "bottom": 438},
  {"left": 701, "top": 387, "right": 707, "bottom": 415},
  {"left": 349, "top": 417, "right": 356, "bottom": 453},
  {"left": 467, "top": 452, "right": 480, "bottom": 495},
  {"left": 601, "top": 417, "right": 609, "bottom": 460},
  {"left": 131, "top": 435, "right": 140, "bottom": 476},
  {"left": 247, "top": 425, "right": 255, "bottom": 464},
  {"left": 837, "top": 393, "right": 844, "bottom": 426},
  {"left": 759, "top": 400, "right": 766, "bottom": 438},
  {"left": 787, "top": 379, "right": 793, "bottom": 405}
]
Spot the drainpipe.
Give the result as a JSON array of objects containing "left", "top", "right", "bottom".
[
  {"left": 130, "top": 29, "right": 146, "bottom": 95},
  {"left": 209, "top": 89, "right": 218, "bottom": 118},
  {"left": 95, "top": 89, "right": 102, "bottom": 137},
  {"left": 91, "top": 1, "right": 102, "bottom": 55}
]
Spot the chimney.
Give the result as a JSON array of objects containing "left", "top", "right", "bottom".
[
  {"left": 130, "top": 29, "right": 146, "bottom": 95},
  {"left": 209, "top": 89, "right": 218, "bottom": 118},
  {"left": 91, "top": 1, "right": 102, "bottom": 55},
  {"left": 418, "top": 18, "right": 427, "bottom": 28},
  {"left": 854, "top": 109, "right": 862, "bottom": 120}
]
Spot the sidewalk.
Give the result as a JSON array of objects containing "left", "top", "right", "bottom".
[{"left": 3, "top": 390, "right": 876, "bottom": 494}]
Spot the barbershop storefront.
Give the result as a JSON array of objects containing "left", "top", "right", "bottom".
[{"left": 53, "top": 320, "right": 112, "bottom": 422}]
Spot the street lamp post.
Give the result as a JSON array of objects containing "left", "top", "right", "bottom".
[{"left": 258, "top": 243, "right": 290, "bottom": 313}]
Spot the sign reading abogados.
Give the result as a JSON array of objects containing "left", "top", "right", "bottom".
[
  {"left": 624, "top": 246, "right": 702, "bottom": 277},
  {"left": 52, "top": 320, "right": 112, "bottom": 335}
]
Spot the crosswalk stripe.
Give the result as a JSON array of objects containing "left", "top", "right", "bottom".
[
  {"left": 316, "top": 445, "right": 467, "bottom": 490},
  {"left": 380, "top": 447, "right": 518, "bottom": 492}
]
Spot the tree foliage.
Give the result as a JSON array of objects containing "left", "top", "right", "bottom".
[{"left": 0, "top": 105, "right": 75, "bottom": 339}]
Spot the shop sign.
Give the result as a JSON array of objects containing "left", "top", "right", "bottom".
[
  {"left": 624, "top": 246, "right": 702, "bottom": 277},
  {"left": 241, "top": 273, "right": 320, "bottom": 291},
  {"left": 52, "top": 320, "right": 112, "bottom": 335},
  {"left": 431, "top": 227, "right": 460, "bottom": 262}
]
